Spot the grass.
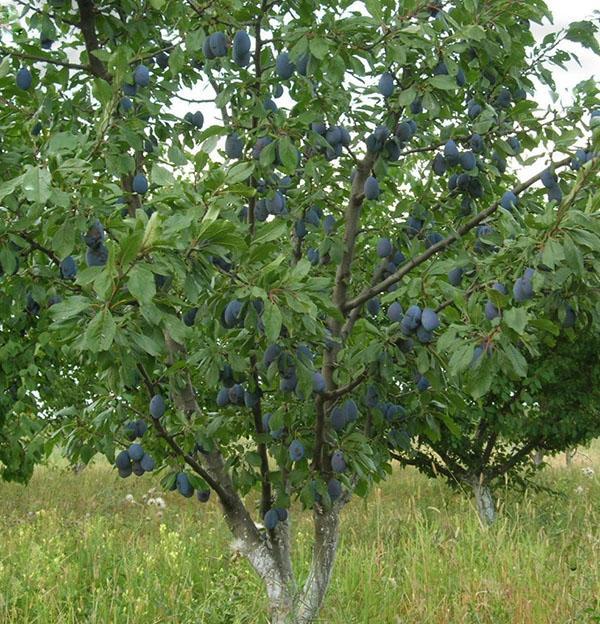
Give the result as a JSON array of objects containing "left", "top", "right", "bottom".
[{"left": 0, "top": 443, "right": 598, "bottom": 624}]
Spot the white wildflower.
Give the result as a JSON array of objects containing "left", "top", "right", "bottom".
[{"left": 125, "top": 494, "right": 135, "bottom": 503}]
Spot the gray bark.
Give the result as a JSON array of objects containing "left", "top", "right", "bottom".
[
  {"left": 234, "top": 506, "right": 342, "bottom": 624},
  {"left": 565, "top": 448, "right": 575, "bottom": 466},
  {"left": 236, "top": 537, "right": 294, "bottom": 624},
  {"left": 533, "top": 449, "right": 544, "bottom": 466},
  {"left": 295, "top": 504, "right": 342, "bottom": 623},
  {"left": 471, "top": 480, "right": 496, "bottom": 526}
]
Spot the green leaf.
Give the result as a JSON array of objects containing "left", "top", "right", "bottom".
[
  {"left": 168, "top": 144, "right": 188, "bottom": 166},
  {"left": 83, "top": 308, "right": 117, "bottom": 352},
  {"left": 0, "top": 174, "right": 23, "bottom": 202},
  {"left": 131, "top": 332, "right": 163, "bottom": 356},
  {"left": 0, "top": 55, "right": 10, "bottom": 78},
  {"left": 448, "top": 342, "right": 475, "bottom": 376},
  {"left": 364, "top": 0, "right": 383, "bottom": 18},
  {"left": 263, "top": 300, "right": 282, "bottom": 343},
  {"left": 563, "top": 234, "right": 584, "bottom": 275},
  {"left": 277, "top": 137, "right": 299, "bottom": 172},
  {"left": 225, "top": 161, "right": 255, "bottom": 184},
  {"left": 127, "top": 265, "right": 156, "bottom": 304},
  {"left": 150, "top": 164, "right": 175, "bottom": 186},
  {"left": 0, "top": 245, "right": 17, "bottom": 275},
  {"left": 504, "top": 343, "right": 528, "bottom": 377},
  {"left": 463, "top": 24, "right": 486, "bottom": 41},
  {"left": 22, "top": 166, "right": 52, "bottom": 204},
  {"left": 50, "top": 296, "right": 92, "bottom": 323},
  {"left": 503, "top": 308, "right": 528, "bottom": 335},
  {"left": 541, "top": 239, "right": 564, "bottom": 269},
  {"left": 565, "top": 21, "right": 600, "bottom": 55},
  {"left": 309, "top": 37, "right": 329, "bottom": 59},
  {"left": 428, "top": 75, "right": 458, "bottom": 91}
]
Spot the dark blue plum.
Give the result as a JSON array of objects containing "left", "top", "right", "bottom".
[
  {"left": 331, "top": 451, "right": 346, "bottom": 473},
  {"left": 448, "top": 267, "right": 463, "bottom": 286},
  {"left": 275, "top": 52, "right": 295, "bottom": 79},
  {"left": 364, "top": 176, "right": 380, "bottom": 200},
  {"left": 387, "top": 302, "right": 403, "bottom": 323},
  {"left": 420, "top": 308, "right": 439, "bottom": 331},
  {"left": 132, "top": 173, "right": 148, "bottom": 194},
  {"left": 128, "top": 443, "right": 144, "bottom": 462},
  {"left": 209, "top": 32, "right": 228, "bottom": 57},
  {"left": 16, "top": 67, "right": 32, "bottom": 90},
  {"left": 60, "top": 256, "right": 77, "bottom": 280},
  {"left": 86, "top": 244, "right": 108, "bottom": 267},
  {"left": 443, "top": 140, "right": 459, "bottom": 166},
  {"left": 223, "top": 300, "right": 243, "bottom": 328},
  {"left": 288, "top": 440, "right": 305, "bottom": 461},
  {"left": 378, "top": 72, "right": 395, "bottom": 97},
  {"left": 115, "top": 450, "right": 131, "bottom": 470},
  {"left": 149, "top": 394, "right": 165, "bottom": 419},
  {"left": 176, "top": 472, "right": 194, "bottom": 497},
  {"left": 264, "top": 509, "right": 279, "bottom": 530},
  {"left": 133, "top": 64, "right": 150, "bottom": 87},
  {"left": 366, "top": 297, "right": 381, "bottom": 316}
]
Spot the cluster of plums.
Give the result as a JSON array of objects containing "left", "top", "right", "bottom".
[
  {"left": 169, "top": 471, "right": 210, "bottom": 502},
  {"left": 115, "top": 420, "right": 156, "bottom": 478},
  {"left": 216, "top": 342, "right": 327, "bottom": 407},
  {"left": 263, "top": 506, "right": 289, "bottom": 530}
]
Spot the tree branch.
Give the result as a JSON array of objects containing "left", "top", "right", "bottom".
[
  {"left": 251, "top": 357, "right": 272, "bottom": 517},
  {"left": 0, "top": 47, "right": 88, "bottom": 72},
  {"left": 343, "top": 155, "right": 573, "bottom": 312},
  {"left": 487, "top": 438, "right": 543, "bottom": 480},
  {"left": 323, "top": 369, "right": 369, "bottom": 401},
  {"left": 76, "top": 0, "right": 111, "bottom": 81}
]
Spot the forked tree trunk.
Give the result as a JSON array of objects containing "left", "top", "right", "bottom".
[
  {"left": 235, "top": 505, "right": 341, "bottom": 624},
  {"left": 471, "top": 479, "right": 496, "bottom": 526},
  {"left": 165, "top": 334, "right": 341, "bottom": 623}
]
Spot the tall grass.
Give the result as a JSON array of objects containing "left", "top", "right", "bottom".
[{"left": 0, "top": 444, "right": 598, "bottom": 623}]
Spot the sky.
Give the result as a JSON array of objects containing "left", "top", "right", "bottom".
[{"left": 531, "top": 0, "right": 598, "bottom": 106}]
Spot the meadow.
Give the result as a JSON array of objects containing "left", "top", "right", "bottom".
[{"left": 0, "top": 445, "right": 598, "bottom": 624}]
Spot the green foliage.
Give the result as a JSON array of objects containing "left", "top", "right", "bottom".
[{"left": 0, "top": 0, "right": 598, "bottom": 565}]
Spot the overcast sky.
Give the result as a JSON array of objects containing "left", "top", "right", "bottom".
[{"left": 531, "top": 0, "right": 598, "bottom": 105}]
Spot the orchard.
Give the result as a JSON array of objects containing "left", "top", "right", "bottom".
[{"left": 0, "top": 0, "right": 599, "bottom": 622}]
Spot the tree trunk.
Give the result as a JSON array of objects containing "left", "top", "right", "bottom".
[
  {"left": 533, "top": 449, "right": 544, "bottom": 466},
  {"left": 163, "top": 333, "right": 340, "bottom": 623},
  {"left": 235, "top": 534, "right": 294, "bottom": 623},
  {"left": 295, "top": 504, "right": 341, "bottom": 623},
  {"left": 565, "top": 448, "right": 575, "bottom": 466},
  {"left": 471, "top": 480, "right": 496, "bottom": 526}
]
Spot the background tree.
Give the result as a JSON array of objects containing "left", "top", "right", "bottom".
[
  {"left": 0, "top": 0, "right": 599, "bottom": 621},
  {"left": 392, "top": 321, "right": 600, "bottom": 525}
]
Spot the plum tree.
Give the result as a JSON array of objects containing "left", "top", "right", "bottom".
[
  {"left": 0, "top": 1, "right": 598, "bottom": 623},
  {"left": 392, "top": 324, "right": 600, "bottom": 525}
]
